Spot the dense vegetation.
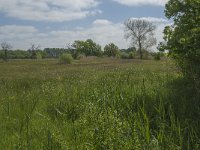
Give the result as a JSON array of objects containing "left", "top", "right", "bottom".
[
  {"left": 159, "top": 0, "right": 200, "bottom": 81},
  {"left": 59, "top": 53, "right": 73, "bottom": 64},
  {"left": 0, "top": 58, "right": 200, "bottom": 149}
]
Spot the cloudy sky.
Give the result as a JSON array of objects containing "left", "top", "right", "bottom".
[{"left": 0, "top": 0, "right": 170, "bottom": 50}]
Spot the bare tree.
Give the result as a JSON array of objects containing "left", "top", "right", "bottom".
[
  {"left": 124, "top": 19, "right": 156, "bottom": 59},
  {"left": 29, "top": 44, "right": 40, "bottom": 59},
  {"left": 1, "top": 42, "right": 12, "bottom": 61}
]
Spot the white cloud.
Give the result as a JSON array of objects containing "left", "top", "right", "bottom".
[
  {"left": 0, "top": 0, "right": 100, "bottom": 22},
  {"left": 0, "top": 18, "right": 171, "bottom": 51},
  {"left": 0, "top": 20, "right": 127, "bottom": 49},
  {"left": 93, "top": 19, "right": 112, "bottom": 26},
  {"left": 112, "top": 0, "right": 168, "bottom": 6},
  {"left": 0, "top": 25, "right": 37, "bottom": 34}
]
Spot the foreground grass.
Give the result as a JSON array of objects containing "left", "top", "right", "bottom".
[{"left": 0, "top": 58, "right": 199, "bottom": 149}]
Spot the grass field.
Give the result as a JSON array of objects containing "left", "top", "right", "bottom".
[{"left": 0, "top": 58, "right": 200, "bottom": 149}]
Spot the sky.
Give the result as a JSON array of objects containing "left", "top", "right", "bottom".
[{"left": 0, "top": 0, "right": 170, "bottom": 50}]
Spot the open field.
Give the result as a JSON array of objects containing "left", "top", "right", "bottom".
[{"left": 0, "top": 58, "right": 200, "bottom": 149}]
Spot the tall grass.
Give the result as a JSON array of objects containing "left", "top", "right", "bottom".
[{"left": 0, "top": 59, "right": 199, "bottom": 149}]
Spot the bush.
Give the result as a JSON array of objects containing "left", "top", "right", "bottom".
[
  {"left": 59, "top": 53, "right": 73, "bottom": 64},
  {"left": 154, "top": 52, "right": 161, "bottom": 60},
  {"left": 0, "top": 51, "right": 4, "bottom": 59},
  {"left": 36, "top": 52, "right": 42, "bottom": 59},
  {"left": 143, "top": 51, "right": 149, "bottom": 60},
  {"left": 129, "top": 51, "right": 136, "bottom": 59},
  {"left": 120, "top": 52, "right": 129, "bottom": 59}
]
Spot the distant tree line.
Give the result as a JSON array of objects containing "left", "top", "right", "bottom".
[
  {"left": 1, "top": 19, "right": 162, "bottom": 60},
  {"left": 0, "top": 40, "right": 162, "bottom": 61}
]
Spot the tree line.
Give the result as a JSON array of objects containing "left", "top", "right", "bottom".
[
  {"left": 0, "top": 41, "right": 159, "bottom": 60},
  {"left": 0, "top": 42, "right": 161, "bottom": 61},
  {"left": 1, "top": 19, "right": 161, "bottom": 61}
]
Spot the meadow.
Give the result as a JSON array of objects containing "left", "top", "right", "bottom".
[{"left": 0, "top": 58, "right": 200, "bottom": 150}]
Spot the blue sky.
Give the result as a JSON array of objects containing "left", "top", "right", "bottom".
[{"left": 0, "top": 0, "right": 170, "bottom": 50}]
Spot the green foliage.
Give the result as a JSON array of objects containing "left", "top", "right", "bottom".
[
  {"left": 104, "top": 43, "right": 120, "bottom": 57},
  {"left": 0, "top": 50, "right": 31, "bottom": 59},
  {"left": 59, "top": 53, "right": 73, "bottom": 64},
  {"left": 120, "top": 47, "right": 136, "bottom": 53},
  {"left": 120, "top": 48, "right": 152, "bottom": 60},
  {"left": 1, "top": 42, "right": 12, "bottom": 61},
  {"left": 30, "top": 51, "right": 37, "bottom": 59},
  {"left": 43, "top": 48, "right": 72, "bottom": 58},
  {"left": 0, "top": 50, "right": 4, "bottom": 59},
  {"left": 160, "top": 0, "right": 200, "bottom": 79},
  {"left": 120, "top": 47, "right": 137, "bottom": 59},
  {"left": 36, "top": 52, "right": 42, "bottom": 59},
  {"left": 72, "top": 39, "right": 102, "bottom": 58},
  {"left": 128, "top": 51, "right": 137, "bottom": 59},
  {"left": 120, "top": 52, "right": 129, "bottom": 59},
  {"left": 142, "top": 50, "right": 150, "bottom": 60},
  {"left": 153, "top": 52, "right": 162, "bottom": 60}
]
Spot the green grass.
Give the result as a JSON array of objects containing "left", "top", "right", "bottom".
[{"left": 0, "top": 58, "right": 199, "bottom": 149}]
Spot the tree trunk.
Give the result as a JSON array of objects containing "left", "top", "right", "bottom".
[
  {"left": 4, "top": 49, "right": 7, "bottom": 61},
  {"left": 139, "top": 41, "right": 143, "bottom": 59}
]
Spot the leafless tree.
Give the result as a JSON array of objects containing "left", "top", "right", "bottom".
[
  {"left": 1, "top": 42, "right": 12, "bottom": 61},
  {"left": 29, "top": 44, "right": 40, "bottom": 59},
  {"left": 124, "top": 19, "right": 156, "bottom": 59}
]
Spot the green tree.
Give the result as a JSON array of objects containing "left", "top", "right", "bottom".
[
  {"left": 72, "top": 39, "right": 102, "bottom": 58},
  {"left": 85, "top": 39, "right": 102, "bottom": 56},
  {"left": 104, "top": 43, "right": 119, "bottom": 57},
  {"left": 72, "top": 40, "right": 85, "bottom": 58},
  {"left": 124, "top": 19, "right": 156, "bottom": 59},
  {"left": 159, "top": 0, "right": 200, "bottom": 79}
]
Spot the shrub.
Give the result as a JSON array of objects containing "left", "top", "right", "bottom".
[
  {"left": 59, "top": 53, "right": 73, "bottom": 64},
  {"left": 36, "top": 52, "right": 42, "bottom": 59},
  {"left": 154, "top": 52, "right": 161, "bottom": 60},
  {"left": 120, "top": 52, "right": 129, "bottom": 59},
  {"left": 129, "top": 51, "right": 136, "bottom": 59},
  {"left": 143, "top": 51, "right": 149, "bottom": 60},
  {"left": 0, "top": 51, "right": 4, "bottom": 59}
]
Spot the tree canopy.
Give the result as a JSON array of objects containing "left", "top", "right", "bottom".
[
  {"left": 72, "top": 39, "right": 102, "bottom": 58},
  {"left": 124, "top": 19, "right": 156, "bottom": 59},
  {"left": 159, "top": 0, "right": 200, "bottom": 79},
  {"left": 104, "top": 43, "right": 120, "bottom": 57}
]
